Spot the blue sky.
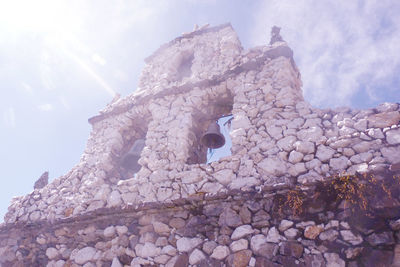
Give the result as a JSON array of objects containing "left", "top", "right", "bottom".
[{"left": 1, "top": 0, "right": 399, "bottom": 222}]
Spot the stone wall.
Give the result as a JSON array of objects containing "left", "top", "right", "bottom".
[
  {"left": 1, "top": 23, "right": 400, "bottom": 266},
  {"left": 1, "top": 170, "right": 400, "bottom": 266}
]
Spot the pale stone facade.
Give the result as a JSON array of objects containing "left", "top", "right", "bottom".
[{"left": 1, "top": 23, "right": 400, "bottom": 266}]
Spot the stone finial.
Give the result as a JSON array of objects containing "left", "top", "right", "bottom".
[
  {"left": 34, "top": 171, "right": 49, "bottom": 189},
  {"left": 269, "top": 26, "right": 284, "bottom": 45}
]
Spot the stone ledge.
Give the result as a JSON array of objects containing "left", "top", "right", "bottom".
[{"left": 2, "top": 168, "right": 398, "bottom": 236}]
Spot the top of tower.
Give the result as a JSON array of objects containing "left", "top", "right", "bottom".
[
  {"left": 136, "top": 23, "right": 243, "bottom": 94},
  {"left": 269, "top": 25, "right": 284, "bottom": 45}
]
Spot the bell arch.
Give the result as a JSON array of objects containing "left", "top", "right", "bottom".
[
  {"left": 188, "top": 94, "right": 233, "bottom": 164},
  {"left": 116, "top": 117, "right": 149, "bottom": 180}
]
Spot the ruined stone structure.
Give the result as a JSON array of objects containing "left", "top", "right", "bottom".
[{"left": 1, "top": 23, "right": 400, "bottom": 266}]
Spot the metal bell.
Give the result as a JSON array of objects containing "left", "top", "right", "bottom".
[
  {"left": 201, "top": 122, "right": 225, "bottom": 149},
  {"left": 121, "top": 139, "right": 145, "bottom": 172}
]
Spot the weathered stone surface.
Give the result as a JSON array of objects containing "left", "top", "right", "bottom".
[
  {"left": 288, "top": 162, "right": 307, "bottom": 176},
  {"left": 230, "top": 177, "right": 260, "bottom": 190},
  {"left": 329, "top": 139, "right": 352, "bottom": 149},
  {"left": 298, "top": 170, "right": 322, "bottom": 184},
  {"left": 255, "top": 257, "right": 281, "bottom": 267},
  {"left": 297, "top": 126, "right": 324, "bottom": 143},
  {"left": 231, "top": 225, "right": 254, "bottom": 240},
  {"left": 115, "top": 225, "right": 128, "bottom": 235},
  {"left": 230, "top": 239, "right": 248, "bottom": 252},
  {"left": 316, "top": 145, "right": 335, "bottom": 162},
  {"left": 214, "top": 169, "right": 235, "bottom": 185},
  {"left": 111, "top": 257, "right": 123, "bottom": 267},
  {"left": 189, "top": 249, "right": 206, "bottom": 265},
  {"left": 387, "top": 128, "right": 400, "bottom": 145},
  {"left": 162, "top": 245, "right": 178, "bottom": 256},
  {"left": 219, "top": 207, "right": 242, "bottom": 227},
  {"left": 135, "top": 242, "right": 161, "bottom": 258},
  {"left": 153, "top": 221, "right": 171, "bottom": 234},
  {"left": 211, "top": 245, "right": 230, "bottom": 260},
  {"left": 304, "top": 225, "right": 323, "bottom": 239},
  {"left": 319, "top": 230, "right": 339, "bottom": 241},
  {"left": 284, "top": 228, "right": 299, "bottom": 239},
  {"left": 295, "top": 140, "right": 315, "bottom": 154},
  {"left": 233, "top": 114, "right": 252, "bottom": 130},
  {"left": 72, "top": 247, "right": 97, "bottom": 264},
  {"left": 393, "top": 244, "right": 400, "bottom": 267},
  {"left": 255, "top": 243, "right": 278, "bottom": 259},
  {"left": 280, "top": 241, "right": 303, "bottom": 258},
  {"left": 250, "top": 234, "right": 268, "bottom": 252},
  {"left": 45, "top": 247, "right": 59, "bottom": 260},
  {"left": 277, "top": 135, "right": 297, "bottom": 151},
  {"left": 390, "top": 218, "right": 400, "bottom": 231},
  {"left": 359, "top": 248, "right": 393, "bottom": 267},
  {"left": 169, "top": 217, "right": 186, "bottom": 229},
  {"left": 354, "top": 119, "right": 368, "bottom": 131},
  {"left": 278, "top": 220, "right": 294, "bottom": 232},
  {"left": 176, "top": 237, "right": 203, "bottom": 252},
  {"left": 266, "top": 227, "right": 282, "bottom": 243},
  {"left": 345, "top": 247, "right": 363, "bottom": 259},
  {"left": 340, "top": 230, "right": 363, "bottom": 245},
  {"left": 258, "top": 158, "right": 287, "bottom": 177},
  {"left": 173, "top": 253, "right": 189, "bottom": 267},
  {"left": 324, "top": 252, "right": 345, "bottom": 267},
  {"left": 203, "top": 241, "right": 218, "bottom": 255},
  {"left": 227, "top": 250, "right": 252, "bottom": 267},
  {"left": 104, "top": 226, "right": 116, "bottom": 238},
  {"left": 381, "top": 146, "right": 400, "bottom": 163},
  {"left": 368, "top": 111, "right": 400, "bottom": 128},
  {"left": 108, "top": 190, "right": 122, "bottom": 207},
  {"left": 239, "top": 206, "right": 252, "bottom": 224},
  {"left": 288, "top": 151, "right": 303, "bottom": 163},
  {"left": 304, "top": 254, "right": 326, "bottom": 267},
  {"left": 366, "top": 231, "right": 395, "bottom": 246},
  {"left": 154, "top": 255, "right": 171, "bottom": 264},
  {"left": 329, "top": 156, "right": 348, "bottom": 171},
  {"left": 377, "top": 102, "right": 399, "bottom": 112}
]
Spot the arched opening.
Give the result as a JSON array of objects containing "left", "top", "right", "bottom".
[{"left": 188, "top": 99, "right": 233, "bottom": 165}]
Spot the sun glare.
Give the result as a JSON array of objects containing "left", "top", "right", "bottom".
[
  {"left": 0, "top": 0, "right": 81, "bottom": 36},
  {"left": 0, "top": 0, "right": 117, "bottom": 97}
]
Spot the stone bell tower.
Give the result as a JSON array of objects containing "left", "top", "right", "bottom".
[{"left": 1, "top": 23, "right": 400, "bottom": 266}]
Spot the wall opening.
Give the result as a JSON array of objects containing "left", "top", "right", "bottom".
[
  {"left": 175, "top": 50, "right": 194, "bottom": 81},
  {"left": 188, "top": 98, "right": 233, "bottom": 165},
  {"left": 120, "top": 139, "right": 145, "bottom": 173},
  {"left": 116, "top": 118, "right": 148, "bottom": 180},
  {"left": 206, "top": 115, "right": 233, "bottom": 163}
]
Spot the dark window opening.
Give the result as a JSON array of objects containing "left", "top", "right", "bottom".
[
  {"left": 117, "top": 121, "right": 148, "bottom": 180},
  {"left": 176, "top": 51, "right": 194, "bottom": 81},
  {"left": 120, "top": 139, "right": 145, "bottom": 173}
]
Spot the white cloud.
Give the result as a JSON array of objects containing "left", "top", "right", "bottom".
[
  {"left": 3, "top": 107, "right": 16, "bottom": 128},
  {"left": 251, "top": 0, "right": 400, "bottom": 108},
  {"left": 38, "top": 103, "right": 53, "bottom": 111}
]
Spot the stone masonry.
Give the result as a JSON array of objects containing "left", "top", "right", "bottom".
[{"left": 1, "top": 23, "right": 400, "bottom": 266}]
